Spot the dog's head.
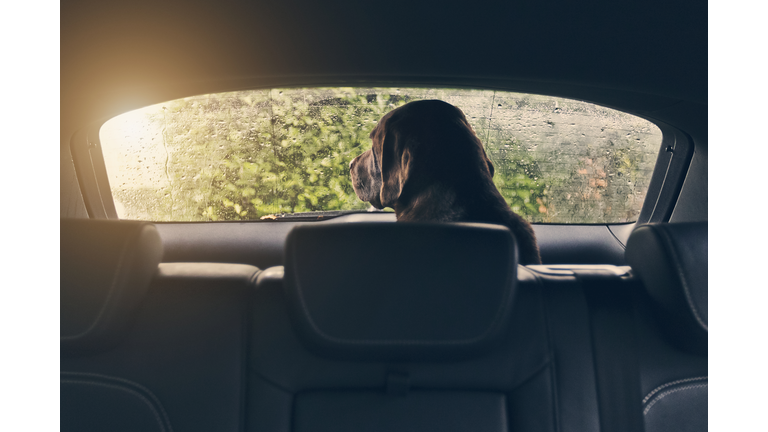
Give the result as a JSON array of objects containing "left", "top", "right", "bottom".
[{"left": 350, "top": 100, "right": 495, "bottom": 210}]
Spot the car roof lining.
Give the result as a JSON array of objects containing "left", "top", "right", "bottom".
[{"left": 62, "top": 0, "right": 706, "bottom": 137}]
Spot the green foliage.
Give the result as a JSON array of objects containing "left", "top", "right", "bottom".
[
  {"left": 151, "top": 89, "right": 412, "bottom": 220},
  {"left": 485, "top": 139, "right": 549, "bottom": 222},
  {"left": 130, "top": 88, "right": 659, "bottom": 223}
]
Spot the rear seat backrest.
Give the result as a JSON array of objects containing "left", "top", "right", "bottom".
[
  {"left": 61, "top": 219, "right": 163, "bottom": 356},
  {"left": 61, "top": 219, "right": 168, "bottom": 431},
  {"left": 248, "top": 223, "right": 556, "bottom": 432},
  {"left": 61, "top": 218, "right": 259, "bottom": 432},
  {"left": 625, "top": 222, "right": 708, "bottom": 432},
  {"left": 626, "top": 222, "right": 708, "bottom": 353},
  {"left": 60, "top": 218, "right": 708, "bottom": 432}
]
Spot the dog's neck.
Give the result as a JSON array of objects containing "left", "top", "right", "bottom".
[
  {"left": 389, "top": 172, "right": 542, "bottom": 265},
  {"left": 394, "top": 183, "right": 466, "bottom": 222},
  {"left": 393, "top": 179, "right": 509, "bottom": 224}
]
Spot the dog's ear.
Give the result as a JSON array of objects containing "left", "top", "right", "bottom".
[
  {"left": 378, "top": 125, "right": 414, "bottom": 209},
  {"left": 379, "top": 133, "right": 413, "bottom": 209}
]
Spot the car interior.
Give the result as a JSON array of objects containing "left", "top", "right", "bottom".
[{"left": 61, "top": 1, "right": 708, "bottom": 431}]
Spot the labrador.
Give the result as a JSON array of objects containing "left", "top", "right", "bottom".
[{"left": 350, "top": 99, "right": 542, "bottom": 264}]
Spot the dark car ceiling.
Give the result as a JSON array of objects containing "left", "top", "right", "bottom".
[{"left": 61, "top": 0, "right": 707, "bottom": 144}]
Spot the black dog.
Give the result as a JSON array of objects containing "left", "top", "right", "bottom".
[{"left": 350, "top": 99, "right": 541, "bottom": 265}]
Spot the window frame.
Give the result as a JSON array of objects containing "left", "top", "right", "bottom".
[
  {"left": 70, "top": 123, "right": 118, "bottom": 219},
  {"left": 70, "top": 90, "right": 692, "bottom": 225}
]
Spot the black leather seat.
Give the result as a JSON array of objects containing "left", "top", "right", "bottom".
[
  {"left": 248, "top": 223, "right": 557, "bottom": 432},
  {"left": 60, "top": 218, "right": 707, "bottom": 432},
  {"left": 61, "top": 219, "right": 167, "bottom": 431},
  {"left": 61, "top": 218, "right": 259, "bottom": 432},
  {"left": 626, "top": 222, "right": 708, "bottom": 432}
]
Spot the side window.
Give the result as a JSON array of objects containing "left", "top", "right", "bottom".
[{"left": 100, "top": 88, "right": 661, "bottom": 223}]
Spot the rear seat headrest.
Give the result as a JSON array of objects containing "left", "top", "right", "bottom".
[
  {"left": 61, "top": 219, "right": 163, "bottom": 355},
  {"left": 283, "top": 223, "right": 519, "bottom": 362},
  {"left": 625, "top": 222, "right": 707, "bottom": 352}
]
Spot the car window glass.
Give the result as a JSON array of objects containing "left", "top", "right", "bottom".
[{"left": 100, "top": 88, "right": 662, "bottom": 223}]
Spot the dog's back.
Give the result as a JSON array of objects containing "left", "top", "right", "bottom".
[
  {"left": 462, "top": 192, "right": 542, "bottom": 265},
  {"left": 350, "top": 100, "right": 542, "bottom": 265},
  {"left": 394, "top": 171, "right": 542, "bottom": 265}
]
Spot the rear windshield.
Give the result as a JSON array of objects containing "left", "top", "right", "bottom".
[{"left": 100, "top": 88, "right": 661, "bottom": 223}]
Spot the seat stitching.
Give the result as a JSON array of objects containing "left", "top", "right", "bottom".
[
  {"left": 643, "top": 383, "right": 708, "bottom": 416},
  {"left": 61, "top": 371, "right": 173, "bottom": 432},
  {"left": 61, "top": 379, "right": 172, "bottom": 432},
  {"left": 642, "top": 376, "right": 708, "bottom": 404},
  {"left": 656, "top": 226, "right": 708, "bottom": 331},
  {"left": 60, "top": 224, "right": 141, "bottom": 340}
]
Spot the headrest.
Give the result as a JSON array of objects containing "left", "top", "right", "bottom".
[
  {"left": 61, "top": 219, "right": 163, "bottom": 355},
  {"left": 625, "top": 222, "right": 707, "bottom": 352},
  {"left": 283, "top": 223, "right": 519, "bottom": 361}
]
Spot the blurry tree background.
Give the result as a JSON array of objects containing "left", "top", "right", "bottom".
[{"left": 101, "top": 88, "right": 661, "bottom": 223}]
